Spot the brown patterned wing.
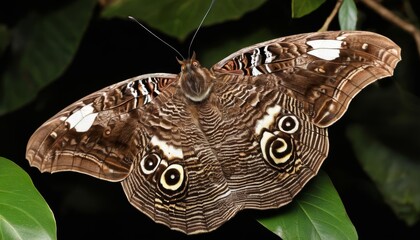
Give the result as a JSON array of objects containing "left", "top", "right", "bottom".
[
  {"left": 118, "top": 77, "right": 328, "bottom": 234},
  {"left": 119, "top": 72, "right": 330, "bottom": 234},
  {"left": 212, "top": 31, "right": 401, "bottom": 127},
  {"left": 26, "top": 73, "right": 178, "bottom": 181}
]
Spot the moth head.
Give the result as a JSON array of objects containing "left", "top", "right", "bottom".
[{"left": 178, "top": 52, "right": 214, "bottom": 102}]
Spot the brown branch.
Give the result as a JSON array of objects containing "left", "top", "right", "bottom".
[
  {"left": 361, "top": 0, "right": 420, "bottom": 56},
  {"left": 319, "top": 0, "right": 343, "bottom": 32}
]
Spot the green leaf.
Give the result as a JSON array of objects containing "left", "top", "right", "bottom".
[
  {"left": 292, "top": 0, "right": 326, "bottom": 18},
  {"left": 258, "top": 171, "right": 357, "bottom": 240},
  {"left": 347, "top": 125, "right": 420, "bottom": 225},
  {"left": 0, "top": 0, "right": 96, "bottom": 116},
  {"left": 0, "top": 157, "right": 56, "bottom": 240},
  {"left": 0, "top": 24, "right": 9, "bottom": 57},
  {"left": 339, "top": 0, "right": 357, "bottom": 30},
  {"left": 101, "top": 0, "right": 267, "bottom": 40}
]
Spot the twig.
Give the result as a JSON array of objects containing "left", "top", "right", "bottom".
[
  {"left": 361, "top": 0, "right": 420, "bottom": 56},
  {"left": 319, "top": 0, "right": 343, "bottom": 31}
]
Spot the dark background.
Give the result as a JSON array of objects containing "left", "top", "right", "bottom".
[{"left": 1, "top": 0, "right": 420, "bottom": 239}]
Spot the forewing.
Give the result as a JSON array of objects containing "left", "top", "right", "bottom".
[
  {"left": 26, "top": 73, "right": 177, "bottom": 181},
  {"left": 212, "top": 31, "right": 401, "bottom": 127}
]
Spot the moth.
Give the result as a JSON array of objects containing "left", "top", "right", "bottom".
[{"left": 26, "top": 31, "right": 401, "bottom": 234}]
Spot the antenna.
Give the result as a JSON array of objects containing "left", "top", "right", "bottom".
[
  {"left": 128, "top": 16, "right": 185, "bottom": 60},
  {"left": 188, "top": 0, "right": 216, "bottom": 58},
  {"left": 129, "top": 0, "right": 216, "bottom": 60}
]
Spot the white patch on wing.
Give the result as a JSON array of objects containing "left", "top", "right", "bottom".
[
  {"left": 308, "top": 49, "right": 340, "bottom": 60},
  {"left": 362, "top": 43, "right": 368, "bottom": 50},
  {"left": 264, "top": 45, "right": 274, "bottom": 63},
  {"left": 306, "top": 39, "right": 343, "bottom": 60},
  {"left": 252, "top": 67, "right": 262, "bottom": 76},
  {"left": 254, "top": 105, "right": 281, "bottom": 135},
  {"left": 139, "top": 80, "right": 149, "bottom": 95},
  {"left": 65, "top": 103, "right": 98, "bottom": 132},
  {"left": 127, "top": 81, "right": 138, "bottom": 97},
  {"left": 307, "top": 39, "right": 343, "bottom": 49},
  {"left": 74, "top": 113, "right": 98, "bottom": 132},
  {"left": 150, "top": 136, "right": 183, "bottom": 160},
  {"left": 251, "top": 48, "right": 261, "bottom": 67}
]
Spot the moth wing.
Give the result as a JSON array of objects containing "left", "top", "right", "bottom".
[
  {"left": 212, "top": 31, "right": 401, "bottom": 127},
  {"left": 26, "top": 73, "right": 178, "bottom": 181}
]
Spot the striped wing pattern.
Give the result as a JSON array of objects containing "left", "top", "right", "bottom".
[
  {"left": 26, "top": 31, "right": 401, "bottom": 234},
  {"left": 122, "top": 74, "right": 329, "bottom": 233},
  {"left": 26, "top": 73, "right": 177, "bottom": 181}
]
